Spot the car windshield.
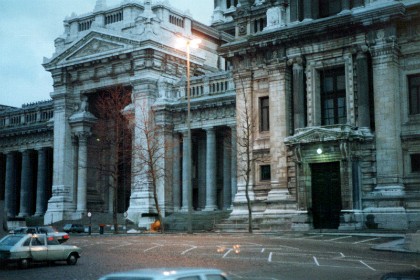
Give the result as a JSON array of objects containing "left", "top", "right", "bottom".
[{"left": 0, "top": 235, "right": 23, "bottom": 246}]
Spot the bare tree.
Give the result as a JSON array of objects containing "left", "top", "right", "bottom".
[
  {"left": 131, "top": 101, "right": 171, "bottom": 233},
  {"left": 235, "top": 71, "right": 257, "bottom": 234},
  {"left": 91, "top": 86, "right": 131, "bottom": 234}
]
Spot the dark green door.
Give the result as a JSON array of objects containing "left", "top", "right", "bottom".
[{"left": 311, "top": 162, "right": 342, "bottom": 229}]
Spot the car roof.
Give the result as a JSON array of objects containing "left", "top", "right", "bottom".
[{"left": 100, "top": 268, "right": 227, "bottom": 280}]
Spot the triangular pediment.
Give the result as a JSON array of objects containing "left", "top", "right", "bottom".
[
  {"left": 284, "top": 125, "right": 373, "bottom": 145},
  {"left": 67, "top": 38, "right": 123, "bottom": 60},
  {"left": 44, "top": 31, "right": 139, "bottom": 68}
]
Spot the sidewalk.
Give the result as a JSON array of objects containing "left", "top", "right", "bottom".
[{"left": 372, "top": 231, "right": 420, "bottom": 254}]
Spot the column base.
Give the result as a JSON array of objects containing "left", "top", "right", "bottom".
[{"left": 203, "top": 205, "right": 217, "bottom": 211}]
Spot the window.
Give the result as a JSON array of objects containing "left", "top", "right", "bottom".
[
  {"left": 260, "top": 97, "right": 270, "bottom": 131},
  {"left": 409, "top": 74, "right": 420, "bottom": 115},
  {"left": 31, "top": 237, "right": 44, "bottom": 246},
  {"left": 411, "top": 154, "right": 420, "bottom": 172},
  {"left": 321, "top": 67, "right": 346, "bottom": 125},
  {"left": 253, "top": 17, "right": 267, "bottom": 33},
  {"left": 260, "top": 165, "right": 271, "bottom": 181}
]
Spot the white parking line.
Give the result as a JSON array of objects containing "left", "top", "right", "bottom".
[
  {"left": 353, "top": 238, "right": 379, "bottom": 244},
  {"left": 313, "top": 256, "right": 320, "bottom": 266},
  {"left": 360, "top": 260, "right": 376, "bottom": 271},
  {"left": 144, "top": 244, "right": 163, "bottom": 252},
  {"left": 261, "top": 248, "right": 265, "bottom": 253},
  {"left": 327, "top": 236, "right": 352, "bottom": 241},
  {"left": 181, "top": 245, "right": 197, "bottom": 255},
  {"left": 223, "top": 248, "right": 232, "bottom": 258},
  {"left": 268, "top": 252, "right": 272, "bottom": 262}
]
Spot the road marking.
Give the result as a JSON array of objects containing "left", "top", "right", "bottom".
[
  {"left": 181, "top": 245, "right": 197, "bottom": 255},
  {"left": 109, "top": 241, "right": 132, "bottom": 250},
  {"left": 261, "top": 248, "right": 265, "bottom": 253},
  {"left": 144, "top": 243, "right": 163, "bottom": 252},
  {"left": 327, "top": 236, "right": 352, "bottom": 241},
  {"left": 360, "top": 260, "right": 376, "bottom": 271},
  {"left": 306, "top": 235, "right": 324, "bottom": 239},
  {"left": 313, "top": 256, "right": 320, "bottom": 266},
  {"left": 268, "top": 252, "right": 272, "bottom": 262},
  {"left": 223, "top": 248, "right": 232, "bottom": 258},
  {"left": 353, "top": 238, "right": 379, "bottom": 244}
]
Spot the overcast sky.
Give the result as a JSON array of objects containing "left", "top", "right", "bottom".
[{"left": 0, "top": 0, "right": 213, "bottom": 108}]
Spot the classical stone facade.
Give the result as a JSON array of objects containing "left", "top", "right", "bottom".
[
  {"left": 217, "top": 0, "right": 420, "bottom": 230},
  {"left": 1, "top": 0, "right": 419, "bottom": 231},
  {"left": 0, "top": 102, "right": 54, "bottom": 219}
]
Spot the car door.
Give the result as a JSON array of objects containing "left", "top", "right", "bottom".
[
  {"left": 46, "top": 236, "right": 65, "bottom": 261},
  {"left": 29, "top": 235, "right": 48, "bottom": 261}
]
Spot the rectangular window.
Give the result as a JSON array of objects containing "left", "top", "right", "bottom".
[
  {"left": 409, "top": 74, "right": 420, "bottom": 115},
  {"left": 321, "top": 67, "right": 346, "bottom": 125},
  {"left": 260, "top": 165, "right": 271, "bottom": 181},
  {"left": 411, "top": 154, "right": 420, "bottom": 172},
  {"left": 260, "top": 97, "right": 270, "bottom": 131}
]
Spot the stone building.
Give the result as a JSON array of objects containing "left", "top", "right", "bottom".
[
  {"left": 217, "top": 0, "right": 420, "bottom": 230},
  {"left": 0, "top": 0, "right": 419, "bottom": 231}
]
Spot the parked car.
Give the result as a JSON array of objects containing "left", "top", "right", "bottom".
[
  {"left": 63, "top": 224, "right": 85, "bottom": 233},
  {"left": 10, "top": 226, "right": 69, "bottom": 243},
  {"left": 98, "top": 268, "right": 231, "bottom": 280},
  {"left": 0, "top": 233, "right": 81, "bottom": 268}
]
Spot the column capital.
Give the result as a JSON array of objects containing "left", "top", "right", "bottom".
[{"left": 204, "top": 126, "right": 215, "bottom": 133}]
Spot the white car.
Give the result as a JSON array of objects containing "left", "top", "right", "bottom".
[
  {"left": 98, "top": 268, "right": 231, "bottom": 280},
  {"left": 0, "top": 233, "right": 81, "bottom": 268}
]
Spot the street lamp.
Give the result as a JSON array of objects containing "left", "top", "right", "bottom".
[{"left": 176, "top": 36, "right": 201, "bottom": 234}]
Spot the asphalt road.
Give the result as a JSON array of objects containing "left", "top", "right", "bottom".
[{"left": 0, "top": 232, "right": 419, "bottom": 280}]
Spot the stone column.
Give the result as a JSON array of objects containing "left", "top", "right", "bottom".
[
  {"left": 18, "top": 150, "right": 34, "bottom": 217},
  {"left": 341, "top": 0, "right": 350, "bottom": 11},
  {"left": 197, "top": 137, "right": 207, "bottom": 210},
  {"left": 303, "top": 1, "right": 313, "bottom": 20},
  {"left": 76, "top": 132, "right": 89, "bottom": 213},
  {"left": 290, "top": 57, "right": 305, "bottom": 130},
  {"left": 204, "top": 127, "right": 217, "bottom": 211},
  {"left": 371, "top": 31, "right": 403, "bottom": 189},
  {"left": 172, "top": 133, "right": 181, "bottom": 211},
  {"left": 230, "top": 126, "right": 237, "bottom": 208},
  {"left": 223, "top": 131, "right": 232, "bottom": 209},
  {"left": 181, "top": 130, "right": 191, "bottom": 211},
  {"left": 5, "top": 152, "right": 17, "bottom": 217},
  {"left": 35, "top": 148, "right": 48, "bottom": 216},
  {"left": 266, "top": 64, "right": 296, "bottom": 213},
  {"left": 44, "top": 93, "right": 77, "bottom": 224},
  {"left": 356, "top": 50, "right": 371, "bottom": 128}
]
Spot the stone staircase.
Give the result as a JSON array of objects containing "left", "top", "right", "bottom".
[{"left": 163, "top": 211, "right": 231, "bottom": 232}]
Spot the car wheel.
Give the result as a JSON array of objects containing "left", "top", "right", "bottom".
[
  {"left": 67, "top": 253, "right": 78, "bottom": 265},
  {"left": 18, "top": 258, "right": 31, "bottom": 269}
]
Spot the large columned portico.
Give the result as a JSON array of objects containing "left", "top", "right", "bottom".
[
  {"left": 176, "top": 126, "right": 235, "bottom": 212},
  {"left": 1, "top": 148, "right": 53, "bottom": 218}
]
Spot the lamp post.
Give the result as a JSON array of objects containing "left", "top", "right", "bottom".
[{"left": 176, "top": 37, "right": 201, "bottom": 234}]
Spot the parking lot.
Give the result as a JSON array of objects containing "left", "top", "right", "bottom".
[{"left": 0, "top": 232, "right": 418, "bottom": 280}]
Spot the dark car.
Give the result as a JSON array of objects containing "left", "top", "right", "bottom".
[
  {"left": 63, "top": 224, "right": 85, "bottom": 233},
  {"left": 10, "top": 226, "right": 69, "bottom": 243}
]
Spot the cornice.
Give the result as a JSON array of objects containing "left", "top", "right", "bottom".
[{"left": 219, "top": 2, "right": 407, "bottom": 57}]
